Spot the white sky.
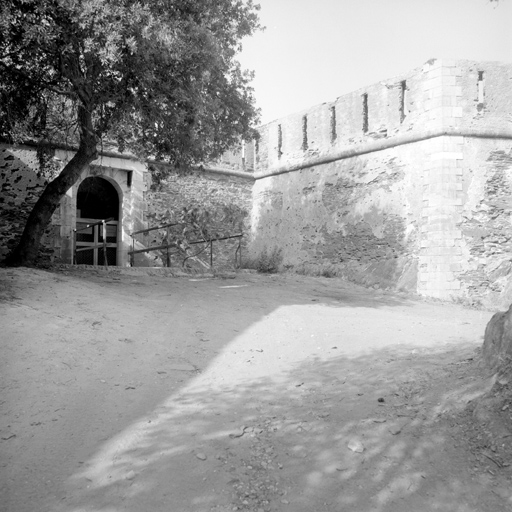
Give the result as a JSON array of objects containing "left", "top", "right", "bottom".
[{"left": 238, "top": 0, "right": 512, "bottom": 124}]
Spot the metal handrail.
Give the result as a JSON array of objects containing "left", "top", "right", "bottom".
[
  {"left": 128, "top": 221, "right": 243, "bottom": 269},
  {"left": 130, "top": 221, "right": 184, "bottom": 237},
  {"left": 184, "top": 233, "right": 243, "bottom": 268}
]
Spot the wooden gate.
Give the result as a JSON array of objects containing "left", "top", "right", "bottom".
[{"left": 74, "top": 217, "right": 118, "bottom": 266}]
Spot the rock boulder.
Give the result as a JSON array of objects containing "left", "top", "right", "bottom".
[{"left": 482, "top": 304, "right": 512, "bottom": 371}]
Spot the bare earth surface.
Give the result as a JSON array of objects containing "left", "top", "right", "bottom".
[{"left": 1, "top": 267, "right": 511, "bottom": 512}]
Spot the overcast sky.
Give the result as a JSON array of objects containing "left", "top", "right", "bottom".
[{"left": 238, "top": 0, "right": 512, "bottom": 124}]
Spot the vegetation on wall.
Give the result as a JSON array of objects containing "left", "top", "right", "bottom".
[{"left": 0, "top": 0, "right": 261, "bottom": 266}]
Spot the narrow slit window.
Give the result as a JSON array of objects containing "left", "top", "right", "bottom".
[
  {"left": 277, "top": 124, "right": 283, "bottom": 159},
  {"left": 477, "top": 71, "right": 485, "bottom": 109},
  {"left": 301, "top": 115, "right": 308, "bottom": 150},
  {"left": 399, "top": 80, "right": 408, "bottom": 123},
  {"left": 330, "top": 105, "right": 337, "bottom": 142},
  {"left": 362, "top": 93, "right": 369, "bottom": 133},
  {"left": 255, "top": 138, "right": 260, "bottom": 164}
]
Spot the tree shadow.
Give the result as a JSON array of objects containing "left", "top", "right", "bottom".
[{"left": 54, "top": 341, "right": 499, "bottom": 511}]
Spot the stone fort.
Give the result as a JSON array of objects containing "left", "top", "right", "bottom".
[{"left": 1, "top": 58, "right": 512, "bottom": 307}]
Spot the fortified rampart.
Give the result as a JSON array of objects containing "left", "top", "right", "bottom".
[
  {"left": 249, "top": 59, "right": 512, "bottom": 307},
  {"left": 2, "top": 58, "right": 511, "bottom": 307}
]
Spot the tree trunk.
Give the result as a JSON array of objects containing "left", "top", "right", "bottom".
[{"left": 4, "top": 138, "right": 98, "bottom": 267}]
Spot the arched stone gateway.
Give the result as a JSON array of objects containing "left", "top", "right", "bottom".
[
  {"left": 0, "top": 147, "right": 148, "bottom": 266},
  {"left": 55, "top": 154, "right": 147, "bottom": 267},
  {"left": 75, "top": 177, "right": 120, "bottom": 266}
]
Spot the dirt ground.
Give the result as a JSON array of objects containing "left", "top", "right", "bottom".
[{"left": 1, "top": 266, "right": 511, "bottom": 512}]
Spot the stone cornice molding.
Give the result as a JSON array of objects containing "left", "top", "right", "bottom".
[
  {"left": 198, "top": 165, "right": 255, "bottom": 180},
  {"left": 1, "top": 142, "right": 254, "bottom": 179},
  {"left": 255, "top": 128, "right": 512, "bottom": 179}
]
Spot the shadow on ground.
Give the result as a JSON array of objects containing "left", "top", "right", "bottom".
[
  {"left": 1, "top": 268, "right": 505, "bottom": 512},
  {"left": 56, "top": 344, "right": 506, "bottom": 512}
]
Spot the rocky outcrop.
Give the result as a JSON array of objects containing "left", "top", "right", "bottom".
[
  {"left": 483, "top": 304, "right": 512, "bottom": 371},
  {"left": 473, "top": 305, "right": 512, "bottom": 448}
]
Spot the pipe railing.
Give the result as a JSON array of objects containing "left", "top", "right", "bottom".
[{"left": 128, "top": 221, "right": 243, "bottom": 270}]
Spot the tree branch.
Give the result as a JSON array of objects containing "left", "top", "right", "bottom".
[{"left": 0, "top": 61, "right": 76, "bottom": 98}]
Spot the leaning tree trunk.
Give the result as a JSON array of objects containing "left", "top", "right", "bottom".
[{"left": 5, "top": 135, "right": 98, "bottom": 267}]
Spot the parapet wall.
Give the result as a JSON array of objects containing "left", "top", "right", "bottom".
[
  {"left": 250, "top": 59, "right": 512, "bottom": 307},
  {"left": 255, "top": 59, "right": 511, "bottom": 173}
]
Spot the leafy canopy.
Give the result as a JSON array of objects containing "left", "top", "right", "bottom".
[{"left": 0, "top": 0, "right": 261, "bottom": 166}]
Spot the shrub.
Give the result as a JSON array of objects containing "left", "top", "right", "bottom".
[{"left": 256, "top": 246, "right": 283, "bottom": 274}]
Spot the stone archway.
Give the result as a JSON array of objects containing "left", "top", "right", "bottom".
[{"left": 75, "top": 177, "right": 120, "bottom": 266}]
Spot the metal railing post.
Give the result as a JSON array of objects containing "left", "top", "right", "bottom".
[
  {"left": 102, "top": 220, "right": 108, "bottom": 269},
  {"left": 235, "top": 235, "right": 242, "bottom": 268},
  {"left": 166, "top": 226, "right": 170, "bottom": 267}
]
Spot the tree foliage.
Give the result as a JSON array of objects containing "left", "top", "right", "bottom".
[{"left": 0, "top": 0, "right": 261, "bottom": 265}]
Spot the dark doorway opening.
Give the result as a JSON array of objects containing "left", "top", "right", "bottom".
[
  {"left": 75, "top": 177, "right": 119, "bottom": 266},
  {"left": 77, "top": 177, "right": 119, "bottom": 220}
]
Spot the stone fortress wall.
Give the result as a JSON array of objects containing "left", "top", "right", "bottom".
[{"left": 249, "top": 59, "right": 512, "bottom": 307}]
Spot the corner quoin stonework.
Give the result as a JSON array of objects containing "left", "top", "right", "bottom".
[{"left": 248, "top": 59, "right": 512, "bottom": 307}]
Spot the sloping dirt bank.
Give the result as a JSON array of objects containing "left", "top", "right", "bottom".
[{"left": 1, "top": 267, "right": 511, "bottom": 512}]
